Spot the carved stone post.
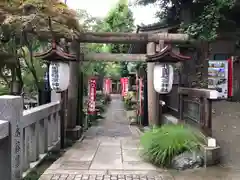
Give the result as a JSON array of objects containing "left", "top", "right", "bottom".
[
  {"left": 147, "top": 42, "right": 159, "bottom": 126},
  {"left": 51, "top": 91, "right": 61, "bottom": 102},
  {"left": 66, "top": 41, "right": 82, "bottom": 140},
  {"left": 0, "top": 95, "right": 23, "bottom": 180}
]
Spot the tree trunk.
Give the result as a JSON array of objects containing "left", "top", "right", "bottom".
[{"left": 10, "top": 65, "right": 21, "bottom": 95}]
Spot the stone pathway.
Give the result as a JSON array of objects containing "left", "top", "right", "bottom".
[
  {"left": 40, "top": 94, "right": 240, "bottom": 180},
  {"left": 40, "top": 95, "right": 171, "bottom": 179},
  {"left": 212, "top": 101, "right": 240, "bottom": 167}
]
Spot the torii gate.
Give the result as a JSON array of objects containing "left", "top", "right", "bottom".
[{"left": 34, "top": 31, "right": 201, "bottom": 141}]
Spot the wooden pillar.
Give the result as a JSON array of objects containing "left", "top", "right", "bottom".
[
  {"left": 143, "top": 68, "right": 149, "bottom": 126},
  {"left": 147, "top": 42, "right": 159, "bottom": 126},
  {"left": 78, "top": 53, "right": 84, "bottom": 127},
  {"left": 68, "top": 43, "right": 78, "bottom": 128},
  {"left": 66, "top": 40, "right": 82, "bottom": 140},
  {"left": 157, "top": 40, "right": 164, "bottom": 125}
]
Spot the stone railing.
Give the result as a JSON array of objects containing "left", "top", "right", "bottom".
[{"left": 0, "top": 95, "right": 61, "bottom": 180}]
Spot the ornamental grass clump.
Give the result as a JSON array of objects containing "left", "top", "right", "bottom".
[{"left": 140, "top": 124, "right": 207, "bottom": 167}]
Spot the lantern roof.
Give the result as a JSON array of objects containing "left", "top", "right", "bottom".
[
  {"left": 146, "top": 45, "right": 191, "bottom": 63},
  {"left": 34, "top": 43, "right": 76, "bottom": 61},
  {"left": 137, "top": 22, "right": 179, "bottom": 33}
]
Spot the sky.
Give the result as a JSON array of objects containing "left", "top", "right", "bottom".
[{"left": 65, "top": 0, "right": 159, "bottom": 26}]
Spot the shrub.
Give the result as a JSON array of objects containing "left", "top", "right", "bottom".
[
  {"left": 124, "top": 92, "right": 136, "bottom": 110},
  {"left": 96, "top": 104, "right": 105, "bottom": 113},
  {"left": 140, "top": 124, "right": 206, "bottom": 167},
  {"left": 105, "top": 94, "right": 112, "bottom": 103},
  {"left": 96, "top": 93, "right": 104, "bottom": 101}
]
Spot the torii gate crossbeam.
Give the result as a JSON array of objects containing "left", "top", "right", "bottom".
[
  {"left": 84, "top": 53, "right": 146, "bottom": 62},
  {"left": 78, "top": 32, "right": 192, "bottom": 44},
  {"left": 33, "top": 30, "right": 193, "bottom": 44}
]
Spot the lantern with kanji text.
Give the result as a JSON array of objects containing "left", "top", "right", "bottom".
[
  {"left": 146, "top": 45, "right": 190, "bottom": 94},
  {"left": 34, "top": 43, "right": 76, "bottom": 92}
]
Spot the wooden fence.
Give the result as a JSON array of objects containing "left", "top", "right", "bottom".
[{"left": 164, "top": 87, "right": 218, "bottom": 135}]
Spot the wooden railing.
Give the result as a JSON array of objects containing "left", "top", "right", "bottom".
[
  {"left": 0, "top": 95, "right": 61, "bottom": 180},
  {"left": 163, "top": 85, "right": 179, "bottom": 117},
  {"left": 163, "top": 70, "right": 181, "bottom": 117},
  {"left": 178, "top": 87, "right": 218, "bottom": 135}
]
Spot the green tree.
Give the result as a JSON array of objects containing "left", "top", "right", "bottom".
[
  {"left": 105, "top": 62, "right": 121, "bottom": 78},
  {"left": 102, "top": 0, "right": 135, "bottom": 77},
  {"left": 79, "top": 7, "right": 129, "bottom": 81},
  {"left": 136, "top": 0, "right": 236, "bottom": 40},
  {"left": 0, "top": 0, "right": 81, "bottom": 97},
  {"left": 76, "top": 9, "right": 103, "bottom": 31}
]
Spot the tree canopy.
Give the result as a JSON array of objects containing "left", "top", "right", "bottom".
[
  {"left": 0, "top": 0, "right": 138, "bottom": 97},
  {"left": 136, "top": 0, "right": 237, "bottom": 40},
  {"left": 81, "top": 0, "right": 136, "bottom": 80},
  {"left": 102, "top": 0, "right": 135, "bottom": 77},
  {"left": 0, "top": 0, "right": 83, "bottom": 97},
  {"left": 0, "top": 0, "right": 82, "bottom": 42}
]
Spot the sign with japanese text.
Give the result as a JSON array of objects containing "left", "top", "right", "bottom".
[
  {"left": 120, "top": 77, "right": 129, "bottom": 97},
  {"left": 139, "top": 78, "right": 143, "bottom": 115},
  {"left": 109, "top": 79, "right": 112, "bottom": 93},
  {"left": 49, "top": 62, "right": 70, "bottom": 92},
  {"left": 120, "top": 78, "right": 124, "bottom": 96},
  {"left": 50, "top": 63, "right": 60, "bottom": 91},
  {"left": 88, "top": 78, "right": 97, "bottom": 115}
]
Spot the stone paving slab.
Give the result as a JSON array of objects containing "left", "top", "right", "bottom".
[
  {"left": 121, "top": 139, "right": 141, "bottom": 150},
  {"left": 122, "top": 149, "right": 142, "bottom": 161},
  {"left": 122, "top": 162, "right": 157, "bottom": 170},
  {"left": 66, "top": 150, "right": 97, "bottom": 162},
  {"left": 39, "top": 173, "right": 173, "bottom": 180},
  {"left": 43, "top": 169, "right": 107, "bottom": 175},
  {"left": 90, "top": 145, "right": 122, "bottom": 170}
]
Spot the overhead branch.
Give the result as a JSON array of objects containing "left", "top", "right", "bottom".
[
  {"left": 15, "top": 57, "right": 23, "bottom": 90},
  {"left": 22, "top": 32, "right": 41, "bottom": 90}
]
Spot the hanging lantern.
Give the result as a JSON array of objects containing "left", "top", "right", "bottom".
[
  {"left": 34, "top": 42, "right": 77, "bottom": 93},
  {"left": 153, "top": 64, "right": 174, "bottom": 94},
  {"left": 49, "top": 62, "right": 70, "bottom": 92},
  {"left": 146, "top": 45, "right": 191, "bottom": 94}
]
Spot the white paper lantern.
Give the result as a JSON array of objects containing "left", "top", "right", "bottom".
[
  {"left": 153, "top": 64, "right": 174, "bottom": 94},
  {"left": 49, "top": 62, "right": 70, "bottom": 92}
]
